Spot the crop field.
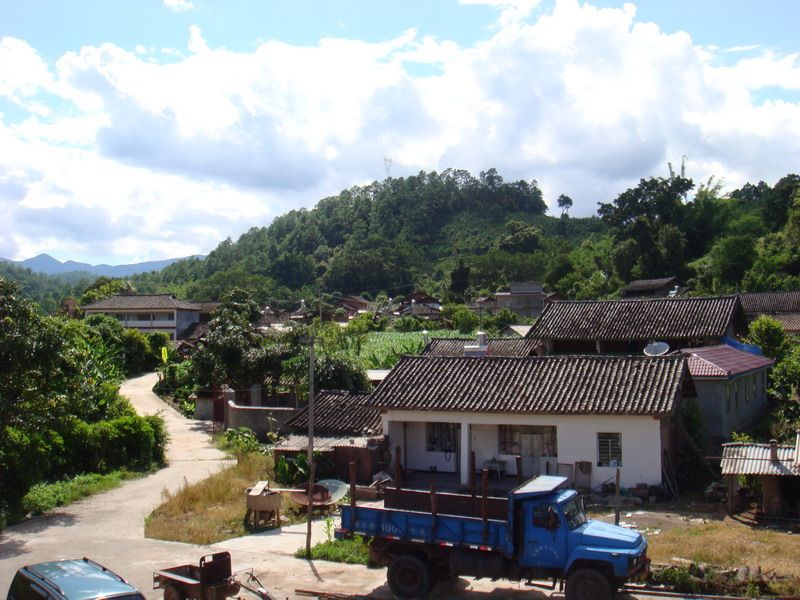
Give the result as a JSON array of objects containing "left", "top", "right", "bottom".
[{"left": 360, "top": 330, "right": 466, "bottom": 368}]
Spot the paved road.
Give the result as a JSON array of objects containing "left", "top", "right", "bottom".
[
  {"left": 0, "top": 374, "right": 645, "bottom": 599},
  {"left": 0, "top": 374, "right": 387, "bottom": 598},
  {"left": 0, "top": 374, "right": 235, "bottom": 590}
]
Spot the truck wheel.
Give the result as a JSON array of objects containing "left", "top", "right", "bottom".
[
  {"left": 565, "top": 568, "right": 612, "bottom": 600},
  {"left": 387, "top": 555, "right": 432, "bottom": 599},
  {"left": 162, "top": 584, "right": 187, "bottom": 600}
]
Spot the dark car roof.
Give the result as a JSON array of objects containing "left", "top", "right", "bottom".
[{"left": 23, "top": 559, "right": 142, "bottom": 599}]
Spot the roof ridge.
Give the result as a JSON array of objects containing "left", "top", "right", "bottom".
[{"left": 553, "top": 295, "right": 737, "bottom": 304}]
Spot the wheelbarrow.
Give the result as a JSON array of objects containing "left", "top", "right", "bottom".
[{"left": 153, "top": 552, "right": 277, "bottom": 600}]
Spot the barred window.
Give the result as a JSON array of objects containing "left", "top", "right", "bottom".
[
  {"left": 426, "top": 422, "right": 457, "bottom": 453},
  {"left": 597, "top": 433, "right": 622, "bottom": 467}
]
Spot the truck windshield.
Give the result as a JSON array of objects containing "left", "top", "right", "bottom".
[{"left": 562, "top": 497, "right": 588, "bottom": 529}]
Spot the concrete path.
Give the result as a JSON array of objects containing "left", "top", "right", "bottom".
[
  {"left": 0, "top": 374, "right": 643, "bottom": 599},
  {"left": 0, "top": 373, "right": 233, "bottom": 592},
  {"left": 0, "top": 374, "right": 388, "bottom": 598}
]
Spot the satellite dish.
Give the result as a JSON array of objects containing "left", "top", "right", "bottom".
[{"left": 644, "top": 341, "right": 670, "bottom": 356}]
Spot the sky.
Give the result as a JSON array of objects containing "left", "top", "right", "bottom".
[{"left": 1, "top": 0, "right": 799, "bottom": 265}]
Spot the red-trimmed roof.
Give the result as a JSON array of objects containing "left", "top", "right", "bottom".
[{"left": 682, "top": 344, "right": 774, "bottom": 378}]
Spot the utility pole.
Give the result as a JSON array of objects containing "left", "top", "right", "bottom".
[{"left": 305, "top": 335, "right": 316, "bottom": 558}]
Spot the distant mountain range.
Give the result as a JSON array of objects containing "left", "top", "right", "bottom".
[{"left": 0, "top": 253, "right": 204, "bottom": 277}]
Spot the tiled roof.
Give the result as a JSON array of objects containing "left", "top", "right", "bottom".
[
  {"left": 82, "top": 294, "right": 201, "bottom": 311},
  {"left": 368, "top": 355, "right": 685, "bottom": 415},
  {"left": 183, "top": 322, "right": 208, "bottom": 342},
  {"left": 420, "top": 337, "right": 541, "bottom": 357},
  {"left": 739, "top": 291, "right": 800, "bottom": 315},
  {"left": 502, "top": 325, "right": 534, "bottom": 337},
  {"left": 510, "top": 281, "right": 544, "bottom": 294},
  {"left": 621, "top": 277, "right": 678, "bottom": 293},
  {"left": 682, "top": 345, "right": 774, "bottom": 378},
  {"left": 770, "top": 312, "right": 800, "bottom": 333},
  {"left": 527, "top": 296, "right": 741, "bottom": 341},
  {"left": 196, "top": 302, "right": 221, "bottom": 313},
  {"left": 285, "top": 391, "right": 381, "bottom": 436},
  {"left": 721, "top": 443, "right": 800, "bottom": 476}
]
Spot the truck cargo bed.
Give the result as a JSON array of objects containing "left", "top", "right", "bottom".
[{"left": 340, "top": 505, "right": 512, "bottom": 553}]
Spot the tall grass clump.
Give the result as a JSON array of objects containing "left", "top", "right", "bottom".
[{"left": 145, "top": 453, "right": 275, "bottom": 544}]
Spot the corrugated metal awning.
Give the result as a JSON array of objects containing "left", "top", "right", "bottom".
[{"left": 720, "top": 443, "right": 800, "bottom": 476}]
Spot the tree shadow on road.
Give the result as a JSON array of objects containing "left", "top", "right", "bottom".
[
  {"left": 0, "top": 538, "right": 29, "bottom": 560},
  {"left": 4, "top": 511, "right": 77, "bottom": 535},
  {"left": 0, "top": 512, "right": 77, "bottom": 559}
]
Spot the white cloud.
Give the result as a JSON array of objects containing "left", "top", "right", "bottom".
[
  {"left": 164, "top": 0, "right": 194, "bottom": 13},
  {"left": 1, "top": 0, "right": 800, "bottom": 263}
]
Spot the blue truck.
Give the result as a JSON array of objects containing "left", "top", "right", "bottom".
[{"left": 336, "top": 475, "right": 649, "bottom": 600}]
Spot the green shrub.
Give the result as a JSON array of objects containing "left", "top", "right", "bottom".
[
  {"left": 295, "top": 536, "right": 372, "bottom": 565},
  {"left": 21, "top": 472, "right": 126, "bottom": 515},
  {"left": 222, "top": 427, "right": 262, "bottom": 462},
  {"left": 651, "top": 567, "right": 701, "bottom": 594}
]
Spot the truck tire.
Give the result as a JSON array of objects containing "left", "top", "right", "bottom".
[
  {"left": 387, "top": 554, "right": 432, "bottom": 599},
  {"left": 565, "top": 568, "right": 612, "bottom": 600}
]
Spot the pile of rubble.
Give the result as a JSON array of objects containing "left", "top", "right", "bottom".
[{"left": 648, "top": 559, "right": 800, "bottom": 597}]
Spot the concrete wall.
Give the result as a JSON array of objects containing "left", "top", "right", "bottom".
[
  {"left": 225, "top": 400, "right": 297, "bottom": 441},
  {"left": 404, "top": 421, "right": 460, "bottom": 474},
  {"left": 694, "top": 370, "right": 768, "bottom": 441},
  {"left": 383, "top": 410, "right": 664, "bottom": 489},
  {"left": 195, "top": 396, "right": 214, "bottom": 420}
]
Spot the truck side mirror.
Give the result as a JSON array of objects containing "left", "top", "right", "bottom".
[{"left": 546, "top": 506, "right": 559, "bottom": 530}]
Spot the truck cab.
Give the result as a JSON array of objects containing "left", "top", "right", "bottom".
[{"left": 513, "top": 478, "right": 649, "bottom": 593}]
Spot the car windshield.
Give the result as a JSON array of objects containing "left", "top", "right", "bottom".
[{"left": 562, "top": 496, "right": 588, "bottom": 529}]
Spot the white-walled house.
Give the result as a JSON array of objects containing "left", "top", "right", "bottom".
[
  {"left": 368, "top": 354, "right": 687, "bottom": 490},
  {"left": 82, "top": 294, "right": 211, "bottom": 340}
]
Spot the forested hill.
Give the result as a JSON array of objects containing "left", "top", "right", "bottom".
[
  {"left": 132, "top": 168, "right": 800, "bottom": 306},
  {"left": 131, "top": 168, "right": 604, "bottom": 303}
]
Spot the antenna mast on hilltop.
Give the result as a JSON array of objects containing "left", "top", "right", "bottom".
[{"left": 383, "top": 156, "right": 393, "bottom": 178}]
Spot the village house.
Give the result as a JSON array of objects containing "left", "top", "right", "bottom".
[
  {"left": 721, "top": 434, "right": 800, "bottom": 518},
  {"left": 620, "top": 277, "right": 682, "bottom": 299},
  {"left": 681, "top": 345, "right": 774, "bottom": 448},
  {"left": 396, "top": 291, "right": 442, "bottom": 320},
  {"left": 739, "top": 290, "right": 800, "bottom": 334},
  {"left": 333, "top": 295, "right": 372, "bottom": 320},
  {"left": 368, "top": 354, "right": 686, "bottom": 491},
  {"left": 82, "top": 294, "right": 215, "bottom": 341},
  {"left": 494, "top": 281, "right": 548, "bottom": 319},
  {"left": 272, "top": 390, "right": 387, "bottom": 483},
  {"left": 526, "top": 295, "right": 747, "bottom": 355}
]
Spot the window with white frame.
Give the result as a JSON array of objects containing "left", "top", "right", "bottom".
[
  {"left": 426, "top": 422, "right": 457, "bottom": 453},
  {"left": 597, "top": 433, "right": 622, "bottom": 467}
]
